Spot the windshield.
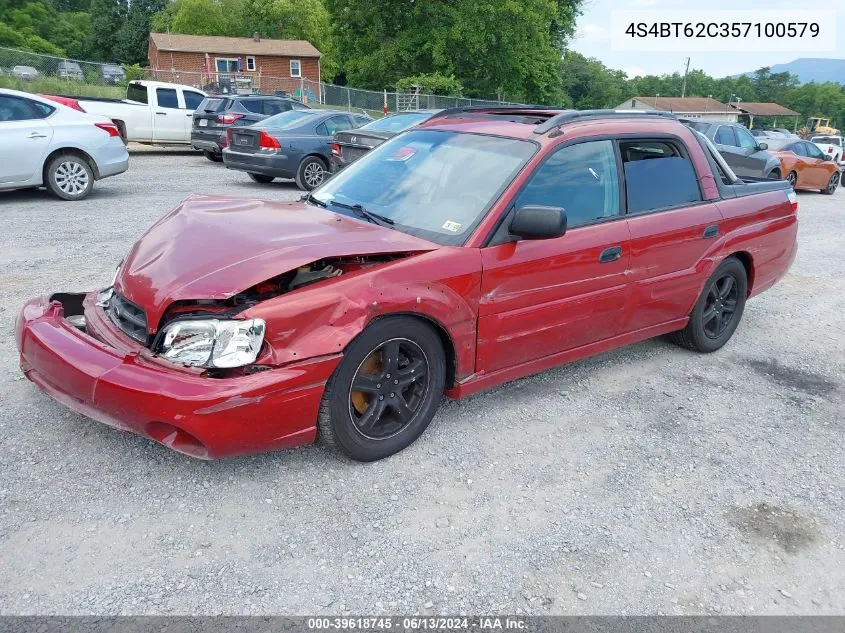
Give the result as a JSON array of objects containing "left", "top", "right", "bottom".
[
  {"left": 362, "top": 112, "right": 435, "bottom": 133},
  {"left": 259, "top": 110, "right": 318, "bottom": 129},
  {"left": 311, "top": 129, "right": 537, "bottom": 245}
]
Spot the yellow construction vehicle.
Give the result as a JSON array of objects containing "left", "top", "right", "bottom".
[{"left": 799, "top": 117, "right": 840, "bottom": 138}]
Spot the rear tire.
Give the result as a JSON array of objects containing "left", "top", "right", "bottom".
[
  {"left": 670, "top": 256, "right": 747, "bottom": 353},
  {"left": 295, "top": 156, "right": 328, "bottom": 191},
  {"left": 45, "top": 153, "right": 94, "bottom": 201},
  {"left": 318, "top": 317, "right": 446, "bottom": 461},
  {"left": 248, "top": 173, "right": 275, "bottom": 183},
  {"left": 203, "top": 150, "right": 222, "bottom": 162},
  {"left": 821, "top": 172, "right": 838, "bottom": 195}
]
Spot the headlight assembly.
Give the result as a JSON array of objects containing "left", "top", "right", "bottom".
[{"left": 159, "top": 318, "right": 266, "bottom": 368}]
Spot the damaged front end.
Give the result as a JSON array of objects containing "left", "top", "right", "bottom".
[{"left": 95, "top": 254, "right": 413, "bottom": 377}]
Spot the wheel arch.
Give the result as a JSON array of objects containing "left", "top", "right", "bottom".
[
  {"left": 727, "top": 250, "right": 755, "bottom": 295},
  {"left": 42, "top": 147, "right": 99, "bottom": 181},
  {"left": 300, "top": 152, "right": 329, "bottom": 167},
  {"left": 365, "top": 312, "right": 458, "bottom": 389}
]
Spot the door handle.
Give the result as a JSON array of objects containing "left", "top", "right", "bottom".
[
  {"left": 599, "top": 246, "right": 622, "bottom": 263},
  {"left": 703, "top": 224, "right": 719, "bottom": 239},
  {"left": 156, "top": 112, "right": 167, "bottom": 116},
  {"left": 28, "top": 132, "right": 47, "bottom": 138},
  {"left": 185, "top": 113, "right": 193, "bottom": 116}
]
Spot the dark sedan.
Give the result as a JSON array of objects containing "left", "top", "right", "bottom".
[
  {"left": 222, "top": 110, "right": 371, "bottom": 189},
  {"left": 330, "top": 109, "right": 440, "bottom": 171},
  {"left": 192, "top": 94, "right": 311, "bottom": 162}
]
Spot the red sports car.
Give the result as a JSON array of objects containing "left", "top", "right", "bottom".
[{"left": 16, "top": 108, "right": 798, "bottom": 461}]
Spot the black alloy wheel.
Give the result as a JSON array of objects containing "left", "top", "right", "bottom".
[
  {"left": 318, "top": 316, "right": 446, "bottom": 461},
  {"left": 822, "top": 172, "right": 838, "bottom": 195},
  {"left": 702, "top": 274, "right": 739, "bottom": 339},
  {"left": 670, "top": 256, "right": 748, "bottom": 353},
  {"left": 348, "top": 338, "right": 429, "bottom": 440},
  {"left": 786, "top": 171, "right": 797, "bottom": 188}
]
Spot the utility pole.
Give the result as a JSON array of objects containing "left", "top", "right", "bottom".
[{"left": 681, "top": 57, "right": 690, "bottom": 98}]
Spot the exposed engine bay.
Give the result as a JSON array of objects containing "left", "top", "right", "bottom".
[{"left": 157, "top": 254, "right": 405, "bottom": 331}]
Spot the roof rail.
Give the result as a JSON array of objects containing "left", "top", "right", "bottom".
[
  {"left": 534, "top": 109, "right": 678, "bottom": 134},
  {"left": 425, "top": 105, "right": 568, "bottom": 122}
]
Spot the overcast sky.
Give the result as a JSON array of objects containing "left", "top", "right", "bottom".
[{"left": 570, "top": 0, "right": 845, "bottom": 78}]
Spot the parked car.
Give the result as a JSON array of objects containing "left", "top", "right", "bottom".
[
  {"left": 764, "top": 138, "right": 840, "bottom": 194},
  {"left": 810, "top": 135, "right": 845, "bottom": 168},
  {"left": 16, "top": 108, "right": 797, "bottom": 461},
  {"left": 56, "top": 60, "right": 84, "bottom": 81},
  {"left": 223, "top": 109, "right": 371, "bottom": 189},
  {"left": 330, "top": 109, "right": 441, "bottom": 171},
  {"left": 42, "top": 80, "right": 206, "bottom": 145},
  {"left": 0, "top": 88, "right": 128, "bottom": 200},
  {"left": 11, "top": 65, "right": 39, "bottom": 80},
  {"left": 750, "top": 129, "right": 786, "bottom": 138},
  {"left": 683, "top": 120, "right": 781, "bottom": 180},
  {"left": 191, "top": 94, "right": 311, "bottom": 162},
  {"left": 99, "top": 63, "right": 126, "bottom": 85}
]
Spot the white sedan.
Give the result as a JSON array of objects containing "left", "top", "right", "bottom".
[{"left": 0, "top": 89, "right": 129, "bottom": 200}]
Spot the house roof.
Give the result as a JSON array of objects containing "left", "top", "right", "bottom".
[
  {"left": 627, "top": 96, "right": 731, "bottom": 113},
  {"left": 149, "top": 33, "right": 322, "bottom": 58},
  {"left": 729, "top": 102, "right": 801, "bottom": 117}
]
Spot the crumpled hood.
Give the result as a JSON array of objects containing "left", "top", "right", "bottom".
[{"left": 115, "top": 195, "right": 437, "bottom": 332}]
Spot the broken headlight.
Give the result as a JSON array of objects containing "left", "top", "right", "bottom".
[{"left": 159, "top": 319, "right": 266, "bottom": 368}]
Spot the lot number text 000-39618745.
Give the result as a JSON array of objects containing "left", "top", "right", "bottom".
[{"left": 609, "top": 10, "right": 837, "bottom": 52}]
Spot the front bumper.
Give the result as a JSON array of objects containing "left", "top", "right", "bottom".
[
  {"left": 15, "top": 293, "right": 341, "bottom": 459},
  {"left": 222, "top": 148, "right": 297, "bottom": 179}
]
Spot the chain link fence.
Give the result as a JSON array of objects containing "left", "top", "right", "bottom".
[{"left": 1, "top": 46, "right": 526, "bottom": 114}]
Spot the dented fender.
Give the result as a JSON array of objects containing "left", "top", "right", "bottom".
[{"left": 242, "top": 247, "right": 483, "bottom": 383}]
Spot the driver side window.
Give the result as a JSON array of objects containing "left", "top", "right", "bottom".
[
  {"left": 736, "top": 127, "right": 758, "bottom": 150},
  {"left": 515, "top": 140, "right": 620, "bottom": 229},
  {"left": 804, "top": 142, "right": 824, "bottom": 159}
]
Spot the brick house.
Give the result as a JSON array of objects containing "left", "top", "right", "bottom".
[{"left": 148, "top": 32, "right": 322, "bottom": 98}]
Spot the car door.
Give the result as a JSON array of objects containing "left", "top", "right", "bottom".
[
  {"left": 0, "top": 94, "right": 54, "bottom": 186},
  {"left": 477, "top": 139, "right": 631, "bottom": 374},
  {"left": 620, "top": 137, "right": 723, "bottom": 333},
  {"left": 734, "top": 125, "right": 769, "bottom": 177},
  {"left": 787, "top": 142, "right": 810, "bottom": 187},
  {"left": 151, "top": 87, "right": 184, "bottom": 142},
  {"left": 713, "top": 125, "right": 748, "bottom": 176},
  {"left": 180, "top": 89, "right": 205, "bottom": 138},
  {"left": 802, "top": 141, "right": 832, "bottom": 188}
]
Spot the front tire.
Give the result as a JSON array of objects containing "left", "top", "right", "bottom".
[
  {"left": 295, "top": 156, "right": 328, "bottom": 191},
  {"left": 45, "top": 153, "right": 94, "bottom": 201},
  {"left": 248, "top": 173, "right": 275, "bottom": 183},
  {"left": 670, "top": 257, "right": 748, "bottom": 353},
  {"left": 821, "top": 172, "right": 839, "bottom": 195},
  {"left": 786, "top": 171, "right": 797, "bottom": 189},
  {"left": 318, "top": 317, "right": 446, "bottom": 461}
]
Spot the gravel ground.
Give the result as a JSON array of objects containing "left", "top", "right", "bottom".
[{"left": 0, "top": 151, "right": 843, "bottom": 616}]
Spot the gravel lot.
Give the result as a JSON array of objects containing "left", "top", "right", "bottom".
[{"left": 1, "top": 150, "right": 843, "bottom": 616}]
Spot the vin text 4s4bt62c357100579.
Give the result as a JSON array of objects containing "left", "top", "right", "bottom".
[{"left": 16, "top": 107, "right": 798, "bottom": 461}]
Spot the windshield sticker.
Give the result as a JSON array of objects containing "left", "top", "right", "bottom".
[{"left": 442, "top": 220, "right": 462, "bottom": 232}]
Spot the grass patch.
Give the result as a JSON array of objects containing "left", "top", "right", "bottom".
[{"left": 0, "top": 76, "right": 124, "bottom": 99}]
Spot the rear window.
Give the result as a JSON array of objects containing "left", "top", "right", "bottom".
[
  {"left": 263, "top": 100, "right": 292, "bottom": 115},
  {"left": 259, "top": 109, "right": 318, "bottom": 129},
  {"left": 812, "top": 136, "right": 841, "bottom": 146},
  {"left": 684, "top": 121, "right": 711, "bottom": 133},
  {"left": 241, "top": 99, "right": 264, "bottom": 114},
  {"left": 620, "top": 140, "right": 701, "bottom": 213},
  {"left": 363, "top": 112, "right": 433, "bottom": 133},
  {"left": 126, "top": 82, "right": 148, "bottom": 104},
  {"left": 199, "top": 98, "right": 227, "bottom": 112}
]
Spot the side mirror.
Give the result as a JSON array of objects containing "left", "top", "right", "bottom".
[
  {"left": 757, "top": 142, "right": 768, "bottom": 151},
  {"left": 510, "top": 205, "right": 567, "bottom": 240}
]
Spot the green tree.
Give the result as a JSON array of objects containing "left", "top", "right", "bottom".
[
  {"left": 325, "top": 0, "right": 582, "bottom": 102},
  {"left": 170, "top": 0, "right": 227, "bottom": 36},
  {"left": 115, "top": 0, "right": 165, "bottom": 64},
  {"left": 87, "top": 0, "right": 126, "bottom": 60}
]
